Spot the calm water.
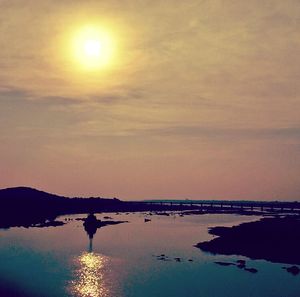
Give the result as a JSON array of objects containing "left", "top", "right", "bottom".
[{"left": 0, "top": 213, "right": 299, "bottom": 297}]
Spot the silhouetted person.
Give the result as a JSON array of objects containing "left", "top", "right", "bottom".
[{"left": 83, "top": 213, "right": 98, "bottom": 252}]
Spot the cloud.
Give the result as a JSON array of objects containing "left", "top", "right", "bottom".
[
  {"left": 154, "top": 125, "right": 300, "bottom": 141},
  {"left": 0, "top": 0, "right": 299, "bottom": 199}
]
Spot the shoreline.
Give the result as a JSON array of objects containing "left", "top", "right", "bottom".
[
  {"left": 196, "top": 216, "right": 300, "bottom": 265},
  {"left": 1, "top": 187, "right": 299, "bottom": 228}
]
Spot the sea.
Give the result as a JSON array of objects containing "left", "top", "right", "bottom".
[{"left": 0, "top": 212, "right": 299, "bottom": 297}]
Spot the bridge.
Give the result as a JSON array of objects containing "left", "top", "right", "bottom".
[{"left": 127, "top": 200, "right": 300, "bottom": 214}]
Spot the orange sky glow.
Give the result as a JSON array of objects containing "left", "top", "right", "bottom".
[{"left": 0, "top": 0, "right": 299, "bottom": 200}]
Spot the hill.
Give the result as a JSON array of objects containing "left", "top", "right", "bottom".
[{"left": 0, "top": 187, "right": 123, "bottom": 228}]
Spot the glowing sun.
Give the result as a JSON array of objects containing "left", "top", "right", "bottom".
[{"left": 71, "top": 25, "right": 115, "bottom": 71}]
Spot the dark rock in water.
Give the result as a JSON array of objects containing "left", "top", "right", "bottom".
[
  {"left": 156, "top": 254, "right": 170, "bottom": 261},
  {"left": 174, "top": 257, "right": 182, "bottom": 262},
  {"left": 196, "top": 217, "right": 300, "bottom": 265},
  {"left": 144, "top": 218, "right": 151, "bottom": 222},
  {"left": 157, "top": 257, "right": 170, "bottom": 261},
  {"left": 237, "top": 259, "right": 246, "bottom": 265},
  {"left": 236, "top": 260, "right": 246, "bottom": 269},
  {"left": 103, "top": 216, "right": 113, "bottom": 219},
  {"left": 156, "top": 212, "right": 170, "bottom": 216},
  {"left": 283, "top": 266, "right": 300, "bottom": 275},
  {"left": 188, "top": 259, "right": 193, "bottom": 262},
  {"left": 215, "top": 261, "right": 235, "bottom": 266},
  {"left": 83, "top": 214, "right": 98, "bottom": 239},
  {"left": 33, "top": 220, "right": 65, "bottom": 228},
  {"left": 244, "top": 267, "right": 258, "bottom": 273},
  {"left": 182, "top": 210, "right": 204, "bottom": 216},
  {"left": 82, "top": 213, "right": 127, "bottom": 239}
]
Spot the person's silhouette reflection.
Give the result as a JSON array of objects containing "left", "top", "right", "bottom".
[{"left": 83, "top": 213, "right": 98, "bottom": 252}]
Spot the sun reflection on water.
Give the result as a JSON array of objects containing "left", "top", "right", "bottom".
[{"left": 70, "top": 252, "right": 110, "bottom": 297}]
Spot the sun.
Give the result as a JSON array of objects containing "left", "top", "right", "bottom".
[
  {"left": 71, "top": 25, "right": 115, "bottom": 71},
  {"left": 84, "top": 39, "right": 101, "bottom": 57}
]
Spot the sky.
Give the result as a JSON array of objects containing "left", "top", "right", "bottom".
[{"left": 0, "top": 0, "right": 299, "bottom": 200}]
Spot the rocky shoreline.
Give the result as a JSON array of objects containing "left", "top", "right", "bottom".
[{"left": 196, "top": 216, "right": 300, "bottom": 265}]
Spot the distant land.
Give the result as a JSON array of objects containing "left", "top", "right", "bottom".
[
  {"left": 0, "top": 186, "right": 189, "bottom": 228},
  {"left": 0, "top": 186, "right": 299, "bottom": 229},
  {"left": 0, "top": 186, "right": 119, "bottom": 228},
  {"left": 197, "top": 217, "right": 300, "bottom": 266}
]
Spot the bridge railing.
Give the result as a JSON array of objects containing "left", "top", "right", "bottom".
[{"left": 136, "top": 200, "right": 300, "bottom": 213}]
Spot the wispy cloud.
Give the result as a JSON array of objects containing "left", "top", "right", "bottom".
[{"left": 0, "top": 0, "right": 299, "bottom": 199}]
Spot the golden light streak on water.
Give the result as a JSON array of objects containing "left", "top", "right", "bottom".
[{"left": 70, "top": 252, "right": 110, "bottom": 297}]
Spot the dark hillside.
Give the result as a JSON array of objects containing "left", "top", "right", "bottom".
[{"left": 0, "top": 187, "right": 123, "bottom": 228}]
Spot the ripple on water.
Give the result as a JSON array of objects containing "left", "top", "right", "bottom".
[{"left": 69, "top": 252, "right": 112, "bottom": 297}]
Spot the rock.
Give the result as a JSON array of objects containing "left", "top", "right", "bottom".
[
  {"left": 156, "top": 255, "right": 170, "bottom": 261},
  {"left": 33, "top": 220, "right": 65, "bottom": 228},
  {"left": 244, "top": 268, "right": 258, "bottom": 273},
  {"left": 156, "top": 212, "right": 170, "bottom": 216},
  {"left": 196, "top": 217, "right": 300, "bottom": 265},
  {"left": 174, "top": 257, "right": 182, "bottom": 262},
  {"left": 215, "top": 261, "right": 235, "bottom": 266},
  {"left": 283, "top": 266, "right": 300, "bottom": 275},
  {"left": 237, "top": 260, "right": 246, "bottom": 265}
]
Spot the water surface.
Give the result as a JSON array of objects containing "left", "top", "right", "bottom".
[{"left": 0, "top": 213, "right": 299, "bottom": 297}]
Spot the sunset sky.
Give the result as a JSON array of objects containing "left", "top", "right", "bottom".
[{"left": 0, "top": 0, "right": 299, "bottom": 200}]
